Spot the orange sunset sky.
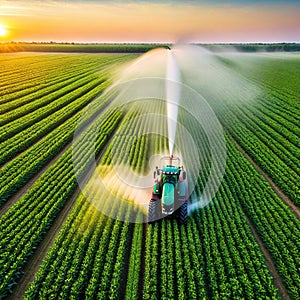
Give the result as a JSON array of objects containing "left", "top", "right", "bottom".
[{"left": 0, "top": 0, "right": 299, "bottom": 43}]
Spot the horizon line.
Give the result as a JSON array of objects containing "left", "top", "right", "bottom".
[{"left": 2, "top": 41, "right": 300, "bottom": 45}]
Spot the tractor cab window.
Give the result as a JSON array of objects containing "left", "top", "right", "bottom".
[{"left": 162, "top": 172, "right": 179, "bottom": 185}]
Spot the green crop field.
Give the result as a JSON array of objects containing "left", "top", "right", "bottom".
[{"left": 0, "top": 51, "right": 299, "bottom": 300}]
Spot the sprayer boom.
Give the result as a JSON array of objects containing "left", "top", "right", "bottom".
[{"left": 159, "top": 155, "right": 180, "bottom": 168}]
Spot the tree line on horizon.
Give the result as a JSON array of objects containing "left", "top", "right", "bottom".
[{"left": 0, "top": 42, "right": 299, "bottom": 53}]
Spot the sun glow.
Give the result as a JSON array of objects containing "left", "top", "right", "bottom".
[{"left": 0, "top": 24, "right": 8, "bottom": 37}]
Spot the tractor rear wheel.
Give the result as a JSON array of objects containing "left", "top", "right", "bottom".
[
  {"left": 178, "top": 201, "right": 188, "bottom": 225},
  {"left": 148, "top": 199, "right": 161, "bottom": 224}
]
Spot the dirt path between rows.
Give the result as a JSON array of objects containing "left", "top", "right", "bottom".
[
  {"left": 7, "top": 119, "right": 122, "bottom": 300},
  {"left": 0, "top": 96, "right": 109, "bottom": 218},
  {"left": 228, "top": 133, "right": 300, "bottom": 220},
  {"left": 244, "top": 214, "right": 290, "bottom": 299}
]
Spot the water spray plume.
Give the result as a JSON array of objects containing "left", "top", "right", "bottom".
[
  {"left": 166, "top": 49, "right": 181, "bottom": 157},
  {"left": 72, "top": 44, "right": 229, "bottom": 222}
]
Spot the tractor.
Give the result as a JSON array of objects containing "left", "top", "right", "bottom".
[{"left": 148, "top": 156, "right": 188, "bottom": 224}]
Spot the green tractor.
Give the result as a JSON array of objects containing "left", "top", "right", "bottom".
[{"left": 148, "top": 156, "right": 188, "bottom": 224}]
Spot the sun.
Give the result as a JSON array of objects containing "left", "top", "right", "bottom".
[{"left": 0, "top": 23, "right": 7, "bottom": 37}]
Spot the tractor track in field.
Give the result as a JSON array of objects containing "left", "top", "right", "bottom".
[
  {"left": 243, "top": 213, "right": 290, "bottom": 299},
  {"left": 119, "top": 222, "right": 135, "bottom": 300},
  {"left": 227, "top": 132, "right": 300, "bottom": 220},
  {"left": 0, "top": 94, "right": 110, "bottom": 218},
  {"left": 7, "top": 118, "right": 123, "bottom": 300},
  {"left": 138, "top": 222, "right": 148, "bottom": 299}
]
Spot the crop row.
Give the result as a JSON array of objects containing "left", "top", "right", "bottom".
[
  {"left": 187, "top": 54, "right": 300, "bottom": 206},
  {"left": 23, "top": 99, "right": 289, "bottom": 299},
  {"left": 145, "top": 109, "right": 279, "bottom": 299},
  {"left": 0, "top": 55, "right": 65, "bottom": 86},
  {"left": 0, "top": 79, "right": 109, "bottom": 166},
  {"left": 0, "top": 72, "right": 105, "bottom": 138},
  {"left": 210, "top": 95, "right": 299, "bottom": 205},
  {"left": 0, "top": 54, "right": 128, "bottom": 101},
  {"left": 221, "top": 108, "right": 299, "bottom": 204},
  {"left": 148, "top": 101, "right": 298, "bottom": 298},
  {"left": 225, "top": 137, "right": 300, "bottom": 298},
  {"left": 0, "top": 80, "right": 114, "bottom": 205},
  {"left": 0, "top": 65, "right": 97, "bottom": 116},
  {"left": 0, "top": 106, "right": 122, "bottom": 298},
  {"left": 183, "top": 98, "right": 300, "bottom": 297},
  {"left": 0, "top": 55, "right": 97, "bottom": 102},
  {"left": 219, "top": 54, "right": 299, "bottom": 105},
  {"left": 242, "top": 100, "right": 299, "bottom": 153},
  {"left": 24, "top": 102, "right": 156, "bottom": 299},
  {"left": 227, "top": 101, "right": 299, "bottom": 172},
  {"left": 27, "top": 86, "right": 298, "bottom": 299},
  {"left": 2, "top": 53, "right": 298, "bottom": 299},
  {"left": 25, "top": 174, "right": 137, "bottom": 300},
  {"left": 0, "top": 55, "right": 133, "bottom": 168},
  {"left": 124, "top": 220, "right": 143, "bottom": 300}
]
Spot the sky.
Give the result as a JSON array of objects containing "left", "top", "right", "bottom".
[{"left": 0, "top": 0, "right": 299, "bottom": 43}]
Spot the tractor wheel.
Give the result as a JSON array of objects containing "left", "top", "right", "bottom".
[
  {"left": 148, "top": 199, "right": 161, "bottom": 224},
  {"left": 178, "top": 201, "right": 188, "bottom": 225}
]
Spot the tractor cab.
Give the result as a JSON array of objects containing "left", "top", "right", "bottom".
[{"left": 161, "top": 166, "right": 180, "bottom": 186}]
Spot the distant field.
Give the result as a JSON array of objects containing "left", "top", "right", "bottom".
[
  {"left": 0, "top": 52, "right": 299, "bottom": 299},
  {"left": 0, "top": 42, "right": 299, "bottom": 53},
  {"left": 0, "top": 43, "right": 165, "bottom": 53}
]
